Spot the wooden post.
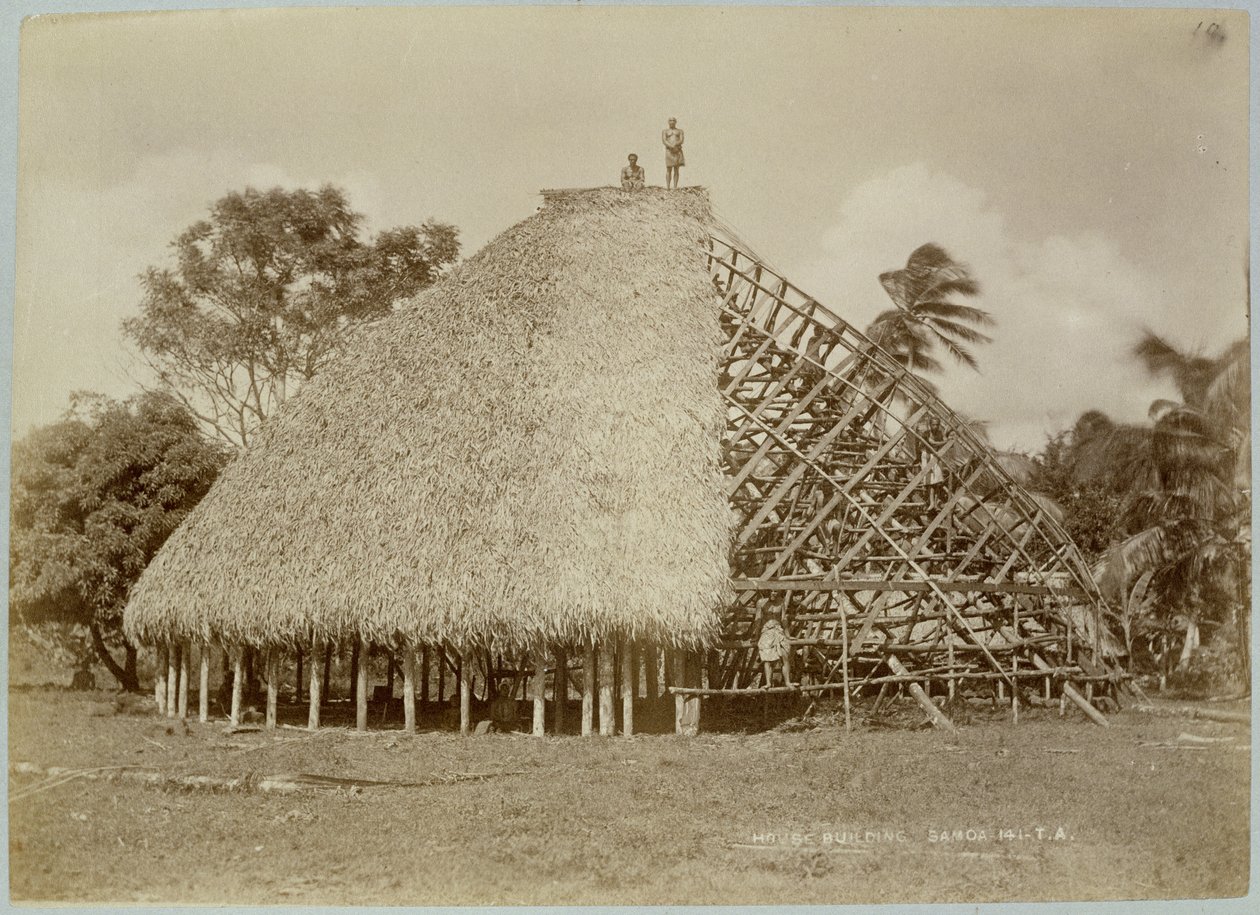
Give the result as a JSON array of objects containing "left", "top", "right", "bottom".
[
  {"left": 322, "top": 643, "right": 332, "bottom": 698},
  {"left": 554, "top": 647, "right": 567, "bottom": 735},
  {"left": 295, "top": 648, "right": 304, "bottom": 703},
  {"left": 645, "top": 644, "right": 659, "bottom": 699},
  {"left": 166, "top": 644, "right": 178, "bottom": 718},
  {"left": 356, "top": 637, "right": 369, "bottom": 732},
  {"left": 198, "top": 642, "right": 209, "bottom": 723},
  {"left": 598, "top": 642, "right": 615, "bottom": 736},
  {"left": 672, "top": 651, "right": 686, "bottom": 735},
  {"left": 438, "top": 647, "right": 447, "bottom": 701},
  {"left": 154, "top": 644, "right": 168, "bottom": 716},
  {"left": 177, "top": 641, "right": 190, "bottom": 720},
  {"left": 308, "top": 638, "right": 324, "bottom": 730},
  {"left": 621, "top": 640, "right": 634, "bottom": 737},
  {"left": 350, "top": 639, "right": 360, "bottom": 704},
  {"left": 581, "top": 641, "right": 595, "bottom": 737},
  {"left": 402, "top": 647, "right": 417, "bottom": 734},
  {"left": 230, "top": 649, "right": 244, "bottom": 727},
  {"left": 265, "top": 648, "right": 278, "bottom": 730},
  {"left": 886, "top": 655, "right": 955, "bottom": 731},
  {"left": 459, "top": 650, "right": 472, "bottom": 736},
  {"left": 840, "top": 603, "right": 852, "bottom": 733},
  {"left": 532, "top": 647, "right": 546, "bottom": 736},
  {"left": 420, "top": 647, "right": 430, "bottom": 705},
  {"left": 679, "top": 651, "right": 701, "bottom": 736}
]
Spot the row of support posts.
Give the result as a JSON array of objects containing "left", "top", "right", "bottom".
[{"left": 152, "top": 637, "right": 702, "bottom": 737}]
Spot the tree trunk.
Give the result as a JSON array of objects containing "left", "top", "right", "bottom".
[{"left": 88, "top": 621, "right": 140, "bottom": 692}]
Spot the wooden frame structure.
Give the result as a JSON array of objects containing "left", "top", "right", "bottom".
[{"left": 700, "top": 231, "right": 1121, "bottom": 724}]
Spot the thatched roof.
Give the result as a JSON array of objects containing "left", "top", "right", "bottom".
[{"left": 124, "top": 187, "right": 732, "bottom": 652}]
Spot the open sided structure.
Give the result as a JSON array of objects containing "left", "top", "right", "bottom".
[{"left": 125, "top": 187, "right": 1120, "bottom": 735}]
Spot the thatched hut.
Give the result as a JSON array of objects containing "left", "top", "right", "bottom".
[{"left": 125, "top": 186, "right": 1121, "bottom": 737}]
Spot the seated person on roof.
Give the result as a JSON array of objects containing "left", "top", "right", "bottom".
[{"left": 621, "top": 154, "right": 645, "bottom": 190}]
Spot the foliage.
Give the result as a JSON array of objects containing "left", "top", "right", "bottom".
[
  {"left": 9, "top": 392, "right": 229, "bottom": 689},
  {"left": 123, "top": 185, "right": 460, "bottom": 448},
  {"left": 866, "top": 243, "right": 994, "bottom": 375},
  {"left": 1033, "top": 333, "right": 1249, "bottom": 687},
  {"left": 1029, "top": 429, "right": 1126, "bottom": 559}
]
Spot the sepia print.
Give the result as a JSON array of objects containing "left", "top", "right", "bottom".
[{"left": 6, "top": 4, "right": 1252, "bottom": 908}]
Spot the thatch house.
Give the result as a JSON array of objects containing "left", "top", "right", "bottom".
[{"left": 125, "top": 187, "right": 1121, "bottom": 736}]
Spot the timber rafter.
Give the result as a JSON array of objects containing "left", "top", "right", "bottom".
[{"left": 705, "top": 233, "right": 1121, "bottom": 717}]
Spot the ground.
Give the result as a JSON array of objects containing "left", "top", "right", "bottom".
[{"left": 6, "top": 687, "right": 1251, "bottom": 906}]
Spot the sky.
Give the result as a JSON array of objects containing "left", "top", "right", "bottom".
[{"left": 10, "top": 4, "right": 1251, "bottom": 451}]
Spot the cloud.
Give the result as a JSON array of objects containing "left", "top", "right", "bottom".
[{"left": 795, "top": 163, "right": 1181, "bottom": 451}]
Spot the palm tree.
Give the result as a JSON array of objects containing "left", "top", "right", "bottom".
[
  {"left": 1088, "top": 332, "right": 1250, "bottom": 686},
  {"left": 866, "top": 243, "right": 995, "bottom": 375}
]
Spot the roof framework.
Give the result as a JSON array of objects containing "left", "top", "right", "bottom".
[{"left": 706, "top": 232, "right": 1119, "bottom": 712}]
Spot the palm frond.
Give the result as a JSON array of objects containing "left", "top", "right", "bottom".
[
  {"left": 927, "top": 328, "right": 980, "bottom": 372},
  {"left": 915, "top": 301, "right": 994, "bottom": 325},
  {"left": 919, "top": 276, "right": 981, "bottom": 302},
  {"left": 1133, "top": 330, "right": 1216, "bottom": 405},
  {"left": 923, "top": 317, "right": 994, "bottom": 346}
]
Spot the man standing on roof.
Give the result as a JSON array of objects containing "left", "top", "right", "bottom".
[
  {"left": 620, "top": 153, "right": 645, "bottom": 190},
  {"left": 662, "top": 118, "right": 685, "bottom": 189}
]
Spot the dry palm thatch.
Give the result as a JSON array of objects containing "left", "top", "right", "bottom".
[{"left": 125, "top": 188, "right": 731, "bottom": 653}]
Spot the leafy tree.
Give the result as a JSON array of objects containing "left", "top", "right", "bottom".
[
  {"left": 123, "top": 185, "right": 460, "bottom": 448},
  {"left": 866, "top": 243, "right": 994, "bottom": 376},
  {"left": 9, "top": 392, "right": 229, "bottom": 690},
  {"left": 1035, "top": 334, "right": 1249, "bottom": 685}
]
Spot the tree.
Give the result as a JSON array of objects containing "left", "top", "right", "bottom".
[
  {"left": 866, "top": 243, "right": 995, "bottom": 376},
  {"left": 9, "top": 392, "right": 229, "bottom": 690},
  {"left": 123, "top": 185, "right": 460, "bottom": 449},
  {"left": 1038, "top": 334, "right": 1250, "bottom": 685}
]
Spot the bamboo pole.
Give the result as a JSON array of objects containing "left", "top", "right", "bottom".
[
  {"left": 420, "top": 647, "right": 430, "bottom": 705},
  {"left": 885, "top": 655, "right": 955, "bottom": 731},
  {"left": 402, "top": 647, "right": 417, "bottom": 734},
  {"left": 350, "top": 640, "right": 360, "bottom": 705},
  {"left": 532, "top": 647, "right": 546, "bottom": 736},
  {"left": 672, "top": 652, "right": 686, "bottom": 735},
  {"left": 598, "top": 643, "right": 615, "bottom": 736},
  {"left": 230, "top": 650, "right": 244, "bottom": 727},
  {"left": 438, "top": 647, "right": 447, "bottom": 701},
  {"left": 840, "top": 603, "right": 851, "bottom": 734},
  {"left": 356, "top": 638, "right": 369, "bottom": 732},
  {"left": 308, "top": 638, "right": 323, "bottom": 730},
  {"left": 621, "top": 640, "right": 635, "bottom": 737},
  {"left": 459, "top": 651, "right": 472, "bottom": 736},
  {"left": 295, "top": 648, "right": 304, "bottom": 703},
  {"left": 322, "top": 643, "right": 332, "bottom": 699},
  {"left": 554, "top": 647, "right": 567, "bottom": 735},
  {"left": 680, "top": 652, "right": 701, "bottom": 737},
  {"left": 265, "top": 649, "right": 278, "bottom": 729},
  {"left": 198, "top": 642, "right": 209, "bottom": 723},
  {"left": 166, "top": 644, "right": 178, "bottom": 719},
  {"left": 645, "top": 644, "right": 659, "bottom": 699},
  {"left": 581, "top": 642, "right": 595, "bottom": 737},
  {"left": 154, "top": 644, "right": 168, "bottom": 716},
  {"left": 177, "top": 641, "right": 189, "bottom": 720}
]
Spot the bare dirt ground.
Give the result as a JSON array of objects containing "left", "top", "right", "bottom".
[{"left": 6, "top": 687, "right": 1251, "bottom": 906}]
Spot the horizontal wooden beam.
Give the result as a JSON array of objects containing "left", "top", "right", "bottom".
[{"left": 732, "top": 578, "right": 1087, "bottom": 598}]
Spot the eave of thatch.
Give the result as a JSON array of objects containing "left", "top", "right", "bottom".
[{"left": 124, "top": 187, "right": 732, "bottom": 652}]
